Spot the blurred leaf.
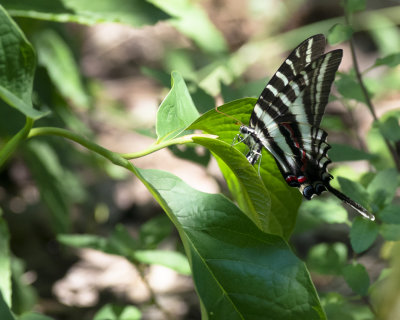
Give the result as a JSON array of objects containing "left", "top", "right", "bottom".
[
  {"left": 0, "top": 218, "right": 11, "bottom": 307},
  {"left": 299, "top": 197, "right": 349, "bottom": 226},
  {"left": 24, "top": 140, "right": 74, "bottom": 232},
  {"left": 374, "top": 53, "right": 400, "bottom": 68},
  {"left": 189, "top": 99, "right": 301, "bottom": 238},
  {"left": 342, "top": 263, "right": 370, "bottom": 296},
  {"left": 321, "top": 292, "right": 372, "bottom": 320},
  {"left": 134, "top": 168, "right": 325, "bottom": 319},
  {"left": 329, "top": 143, "right": 375, "bottom": 162},
  {"left": 220, "top": 78, "right": 266, "bottom": 102},
  {"left": 367, "top": 123, "right": 395, "bottom": 170},
  {"left": 18, "top": 313, "right": 54, "bottom": 320},
  {"left": 148, "top": 0, "right": 227, "bottom": 53},
  {"left": 378, "top": 116, "right": 400, "bottom": 142},
  {"left": 307, "top": 242, "right": 347, "bottom": 275},
  {"left": 367, "top": 168, "right": 398, "bottom": 209},
  {"left": 94, "top": 304, "right": 141, "bottom": 320},
  {"left": 107, "top": 224, "right": 140, "bottom": 255},
  {"left": 34, "top": 29, "right": 89, "bottom": 109},
  {"left": 336, "top": 72, "right": 368, "bottom": 104},
  {"left": 10, "top": 258, "right": 36, "bottom": 315},
  {"left": 338, "top": 177, "right": 370, "bottom": 210},
  {"left": 328, "top": 24, "right": 353, "bottom": 45},
  {"left": 139, "top": 215, "right": 173, "bottom": 248},
  {"left": 156, "top": 71, "right": 199, "bottom": 141},
  {"left": 57, "top": 234, "right": 107, "bottom": 251},
  {"left": 341, "top": 0, "right": 366, "bottom": 13},
  {"left": 0, "top": 6, "right": 47, "bottom": 119},
  {"left": 134, "top": 250, "right": 191, "bottom": 275},
  {"left": 380, "top": 224, "right": 400, "bottom": 241},
  {"left": 4, "top": 0, "right": 169, "bottom": 27},
  {"left": 378, "top": 204, "right": 400, "bottom": 224},
  {"left": 0, "top": 290, "right": 14, "bottom": 320},
  {"left": 350, "top": 217, "right": 379, "bottom": 253}
]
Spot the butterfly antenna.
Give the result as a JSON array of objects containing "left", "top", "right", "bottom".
[
  {"left": 325, "top": 184, "right": 375, "bottom": 221},
  {"left": 215, "top": 106, "right": 243, "bottom": 126}
]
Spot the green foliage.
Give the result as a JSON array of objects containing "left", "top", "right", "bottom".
[
  {"left": 342, "top": 263, "right": 370, "bottom": 296},
  {"left": 0, "top": 1, "right": 400, "bottom": 319}
]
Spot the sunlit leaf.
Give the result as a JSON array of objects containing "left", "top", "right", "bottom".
[
  {"left": 0, "top": 290, "right": 13, "bottom": 320},
  {"left": 156, "top": 71, "right": 199, "bottom": 141},
  {"left": 378, "top": 116, "right": 400, "bottom": 142},
  {"left": 350, "top": 217, "right": 379, "bottom": 253},
  {"left": 133, "top": 250, "right": 191, "bottom": 275},
  {"left": 342, "top": 263, "right": 370, "bottom": 296},
  {"left": 189, "top": 99, "right": 301, "bottom": 238}
]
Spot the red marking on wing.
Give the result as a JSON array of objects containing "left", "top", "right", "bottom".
[{"left": 281, "top": 123, "right": 308, "bottom": 172}]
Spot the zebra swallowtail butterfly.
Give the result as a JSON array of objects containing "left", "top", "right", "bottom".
[{"left": 237, "top": 34, "right": 375, "bottom": 221}]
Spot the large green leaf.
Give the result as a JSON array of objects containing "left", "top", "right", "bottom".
[
  {"left": 156, "top": 71, "right": 199, "bottom": 141},
  {"left": 34, "top": 29, "right": 89, "bottom": 109},
  {"left": 4, "top": 0, "right": 169, "bottom": 27},
  {"left": 189, "top": 98, "right": 302, "bottom": 237},
  {"left": 0, "top": 6, "right": 46, "bottom": 119},
  {"left": 0, "top": 290, "right": 14, "bottom": 320},
  {"left": 134, "top": 167, "right": 325, "bottom": 319}
]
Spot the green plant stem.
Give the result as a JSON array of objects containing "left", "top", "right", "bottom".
[
  {"left": 28, "top": 127, "right": 215, "bottom": 166},
  {"left": 0, "top": 117, "right": 34, "bottom": 169},
  {"left": 344, "top": 7, "right": 400, "bottom": 171}
]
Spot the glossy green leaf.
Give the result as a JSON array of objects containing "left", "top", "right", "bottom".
[
  {"left": 350, "top": 217, "right": 379, "bottom": 253},
  {"left": 148, "top": 0, "right": 227, "bottom": 53},
  {"left": 342, "top": 263, "right": 370, "bottom": 296},
  {"left": 367, "top": 168, "right": 398, "bottom": 208},
  {"left": 329, "top": 143, "right": 375, "bottom": 162},
  {"left": 374, "top": 53, "right": 400, "bottom": 68},
  {"left": 94, "top": 304, "right": 141, "bottom": 320},
  {"left": 378, "top": 204, "right": 400, "bottom": 224},
  {"left": 134, "top": 250, "right": 191, "bottom": 275},
  {"left": 156, "top": 71, "right": 199, "bottom": 141},
  {"left": 134, "top": 168, "right": 325, "bottom": 319},
  {"left": 0, "top": 218, "right": 11, "bottom": 308},
  {"left": 307, "top": 243, "right": 347, "bottom": 275},
  {"left": 380, "top": 224, "right": 400, "bottom": 241},
  {"left": 189, "top": 99, "right": 301, "bottom": 238},
  {"left": 0, "top": 6, "right": 47, "bottom": 119},
  {"left": 327, "top": 24, "right": 353, "bottom": 45},
  {"left": 34, "top": 29, "right": 89, "bottom": 109},
  {"left": 4, "top": 0, "right": 169, "bottom": 27}
]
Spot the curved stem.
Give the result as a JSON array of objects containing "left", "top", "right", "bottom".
[{"left": 0, "top": 117, "right": 34, "bottom": 169}]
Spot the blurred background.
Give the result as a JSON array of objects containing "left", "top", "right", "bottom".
[{"left": 1, "top": 0, "right": 400, "bottom": 319}]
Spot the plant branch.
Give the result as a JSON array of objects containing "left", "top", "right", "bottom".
[
  {"left": 0, "top": 117, "right": 34, "bottom": 169},
  {"left": 344, "top": 8, "right": 400, "bottom": 171}
]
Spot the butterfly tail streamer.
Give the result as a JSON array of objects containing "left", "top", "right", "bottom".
[{"left": 325, "top": 184, "right": 375, "bottom": 221}]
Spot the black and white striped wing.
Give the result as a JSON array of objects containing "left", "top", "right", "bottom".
[
  {"left": 252, "top": 50, "right": 343, "bottom": 178},
  {"left": 250, "top": 34, "right": 326, "bottom": 129}
]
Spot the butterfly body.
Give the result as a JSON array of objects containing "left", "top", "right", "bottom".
[{"left": 237, "top": 34, "right": 375, "bottom": 220}]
